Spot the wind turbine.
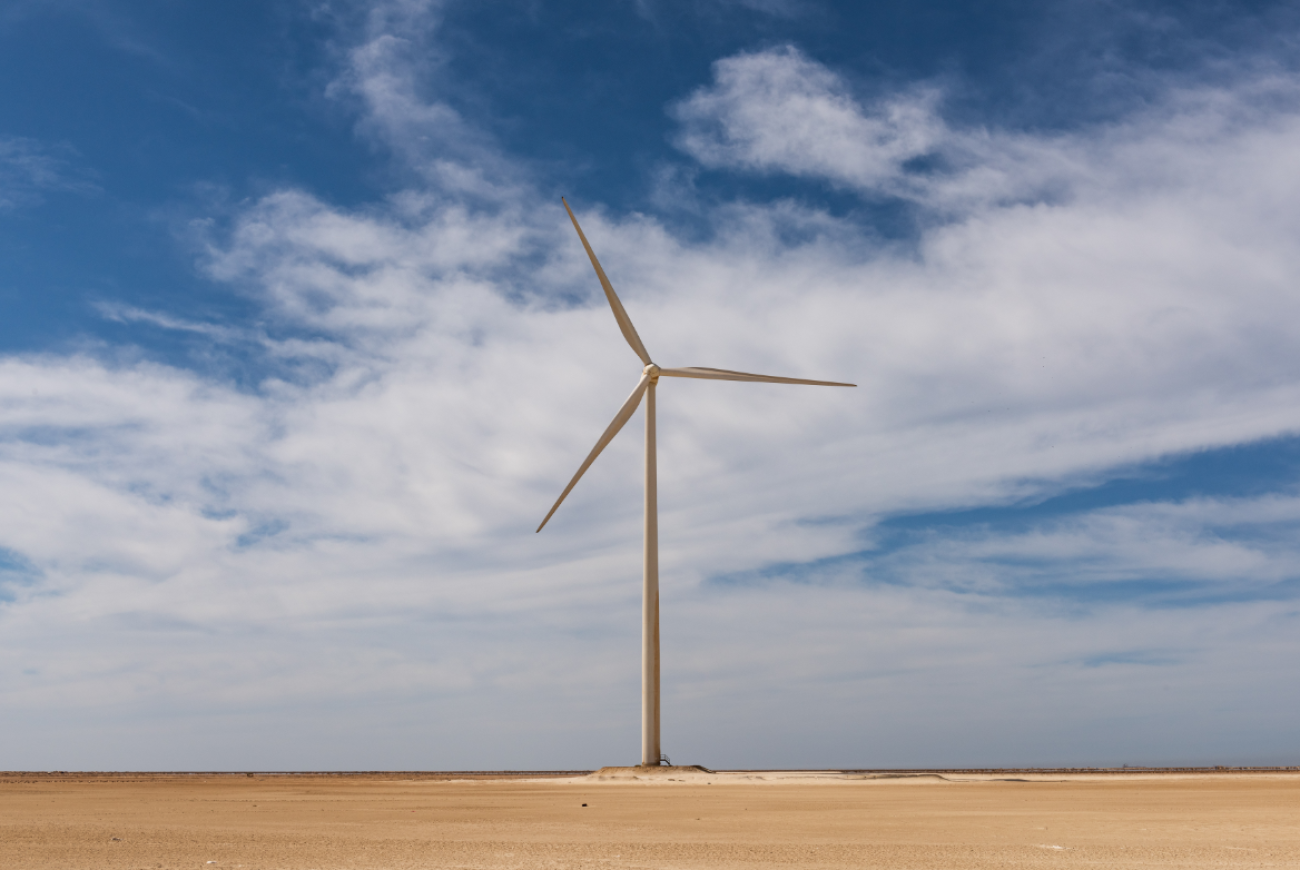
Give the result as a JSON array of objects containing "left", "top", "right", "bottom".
[{"left": 538, "top": 198, "right": 855, "bottom": 767}]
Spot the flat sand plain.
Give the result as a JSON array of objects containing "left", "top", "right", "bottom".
[{"left": 2, "top": 770, "right": 1298, "bottom": 869}]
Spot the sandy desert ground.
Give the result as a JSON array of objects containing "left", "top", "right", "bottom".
[{"left": 2, "top": 768, "right": 1298, "bottom": 869}]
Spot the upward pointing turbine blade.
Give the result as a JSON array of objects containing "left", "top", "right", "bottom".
[
  {"left": 563, "top": 197, "right": 653, "bottom": 366},
  {"left": 536, "top": 372, "right": 652, "bottom": 533},
  {"left": 658, "top": 366, "right": 856, "bottom": 387}
]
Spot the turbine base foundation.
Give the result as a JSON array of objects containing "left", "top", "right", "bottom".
[{"left": 589, "top": 765, "right": 715, "bottom": 779}]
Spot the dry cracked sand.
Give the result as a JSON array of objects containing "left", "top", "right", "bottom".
[{"left": 2, "top": 769, "right": 1298, "bottom": 869}]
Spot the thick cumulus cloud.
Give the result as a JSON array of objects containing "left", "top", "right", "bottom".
[{"left": 1, "top": 15, "right": 1299, "bottom": 768}]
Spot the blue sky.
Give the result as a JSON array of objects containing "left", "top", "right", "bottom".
[{"left": 1, "top": 0, "right": 1298, "bottom": 770}]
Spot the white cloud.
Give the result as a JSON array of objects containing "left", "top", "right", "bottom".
[
  {"left": 673, "top": 46, "right": 1300, "bottom": 216},
  {"left": 2, "top": 26, "right": 1300, "bottom": 768},
  {"left": 673, "top": 46, "right": 946, "bottom": 195},
  {"left": 859, "top": 493, "right": 1300, "bottom": 597},
  {"left": 325, "top": 0, "right": 524, "bottom": 199}
]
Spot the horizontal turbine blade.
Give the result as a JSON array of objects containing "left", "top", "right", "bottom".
[
  {"left": 537, "top": 372, "right": 651, "bottom": 533},
  {"left": 658, "top": 366, "right": 856, "bottom": 387},
  {"left": 562, "top": 197, "right": 653, "bottom": 366}
]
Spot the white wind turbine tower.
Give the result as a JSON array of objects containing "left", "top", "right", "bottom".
[{"left": 538, "top": 199, "right": 855, "bottom": 767}]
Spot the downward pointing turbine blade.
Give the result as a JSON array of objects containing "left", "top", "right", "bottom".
[
  {"left": 658, "top": 366, "right": 856, "bottom": 387},
  {"left": 562, "top": 197, "right": 653, "bottom": 366},
  {"left": 536, "top": 373, "right": 652, "bottom": 533}
]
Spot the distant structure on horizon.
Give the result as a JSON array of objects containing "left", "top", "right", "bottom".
[{"left": 537, "top": 198, "right": 855, "bottom": 767}]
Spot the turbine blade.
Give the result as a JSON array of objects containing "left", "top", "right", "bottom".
[
  {"left": 562, "top": 197, "right": 653, "bottom": 366},
  {"left": 658, "top": 366, "right": 856, "bottom": 387},
  {"left": 536, "top": 373, "right": 651, "bottom": 533}
]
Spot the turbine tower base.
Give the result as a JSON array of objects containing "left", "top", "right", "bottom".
[{"left": 589, "top": 765, "right": 716, "bottom": 779}]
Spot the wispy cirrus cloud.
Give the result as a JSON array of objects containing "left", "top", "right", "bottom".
[
  {"left": 323, "top": 0, "right": 525, "bottom": 199},
  {"left": 847, "top": 492, "right": 1300, "bottom": 602},
  {"left": 0, "top": 136, "right": 94, "bottom": 210}
]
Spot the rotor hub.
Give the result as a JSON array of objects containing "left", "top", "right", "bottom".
[{"left": 644, "top": 363, "right": 661, "bottom": 380}]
